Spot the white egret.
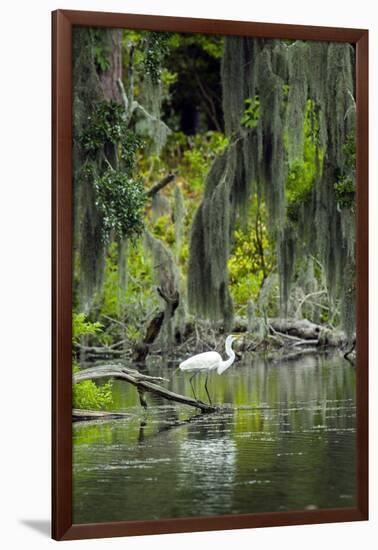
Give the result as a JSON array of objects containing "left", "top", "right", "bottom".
[{"left": 178, "top": 334, "right": 242, "bottom": 404}]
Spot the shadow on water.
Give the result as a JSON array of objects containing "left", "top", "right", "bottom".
[{"left": 73, "top": 352, "right": 356, "bottom": 524}]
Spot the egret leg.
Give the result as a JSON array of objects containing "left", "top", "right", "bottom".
[
  {"left": 204, "top": 372, "right": 212, "bottom": 405},
  {"left": 189, "top": 372, "right": 199, "bottom": 400}
]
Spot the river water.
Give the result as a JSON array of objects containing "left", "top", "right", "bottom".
[{"left": 73, "top": 352, "right": 356, "bottom": 524}]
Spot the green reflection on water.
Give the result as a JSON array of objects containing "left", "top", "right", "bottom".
[{"left": 73, "top": 353, "right": 356, "bottom": 523}]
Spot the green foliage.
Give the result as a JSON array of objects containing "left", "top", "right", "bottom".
[
  {"left": 143, "top": 32, "right": 171, "bottom": 84},
  {"left": 80, "top": 101, "right": 146, "bottom": 242},
  {"left": 73, "top": 378, "right": 113, "bottom": 410},
  {"left": 73, "top": 31, "right": 356, "bottom": 342},
  {"left": 119, "top": 132, "right": 144, "bottom": 173},
  {"left": 161, "top": 68, "right": 178, "bottom": 86},
  {"left": 82, "top": 101, "right": 125, "bottom": 152},
  {"left": 241, "top": 96, "right": 260, "bottom": 129},
  {"left": 80, "top": 101, "right": 142, "bottom": 165},
  {"left": 99, "top": 242, "right": 119, "bottom": 318},
  {"left": 72, "top": 313, "right": 103, "bottom": 344},
  {"left": 181, "top": 132, "right": 229, "bottom": 190},
  {"left": 343, "top": 132, "right": 356, "bottom": 170},
  {"left": 228, "top": 199, "right": 274, "bottom": 307},
  {"left": 151, "top": 214, "right": 175, "bottom": 246},
  {"left": 89, "top": 29, "right": 111, "bottom": 72},
  {"left": 334, "top": 177, "right": 355, "bottom": 208},
  {"left": 100, "top": 241, "right": 157, "bottom": 326},
  {"left": 331, "top": 132, "right": 355, "bottom": 210},
  {"left": 161, "top": 33, "right": 224, "bottom": 133},
  {"left": 333, "top": 132, "right": 356, "bottom": 209},
  {"left": 167, "top": 33, "right": 224, "bottom": 59},
  {"left": 286, "top": 100, "right": 324, "bottom": 223},
  {"left": 286, "top": 186, "right": 312, "bottom": 223},
  {"left": 144, "top": 131, "right": 229, "bottom": 285},
  {"left": 197, "top": 35, "right": 224, "bottom": 59},
  {"left": 94, "top": 171, "right": 146, "bottom": 240},
  {"left": 282, "top": 84, "right": 290, "bottom": 100}
]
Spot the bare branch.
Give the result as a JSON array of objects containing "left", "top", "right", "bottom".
[
  {"left": 295, "top": 290, "right": 327, "bottom": 318},
  {"left": 145, "top": 173, "right": 176, "bottom": 197}
]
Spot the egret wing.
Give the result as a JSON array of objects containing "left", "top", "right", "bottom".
[{"left": 179, "top": 351, "right": 221, "bottom": 371}]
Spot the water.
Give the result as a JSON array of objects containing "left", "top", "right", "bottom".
[{"left": 73, "top": 352, "right": 356, "bottom": 524}]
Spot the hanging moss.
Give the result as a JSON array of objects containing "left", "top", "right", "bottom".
[
  {"left": 286, "top": 41, "right": 309, "bottom": 163},
  {"left": 136, "top": 77, "right": 171, "bottom": 154},
  {"left": 188, "top": 36, "right": 356, "bottom": 337},
  {"left": 72, "top": 28, "right": 105, "bottom": 312},
  {"left": 255, "top": 44, "right": 286, "bottom": 230},
  {"left": 117, "top": 239, "right": 128, "bottom": 316},
  {"left": 277, "top": 225, "right": 296, "bottom": 315},
  {"left": 187, "top": 145, "right": 236, "bottom": 330},
  {"left": 221, "top": 37, "right": 245, "bottom": 136},
  {"left": 138, "top": 34, "right": 172, "bottom": 154},
  {"left": 77, "top": 165, "right": 105, "bottom": 314},
  {"left": 174, "top": 185, "right": 186, "bottom": 261}
]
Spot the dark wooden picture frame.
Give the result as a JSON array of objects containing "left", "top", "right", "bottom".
[{"left": 52, "top": 9, "right": 368, "bottom": 541}]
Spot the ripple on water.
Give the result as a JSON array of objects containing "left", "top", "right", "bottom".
[{"left": 73, "top": 354, "right": 356, "bottom": 523}]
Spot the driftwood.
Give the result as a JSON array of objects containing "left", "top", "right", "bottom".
[
  {"left": 234, "top": 317, "right": 347, "bottom": 347},
  {"left": 73, "top": 364, "right": 216, "bottom": 414},
  {"left": 267, "top": 318, "right": 322, "bottom": 339},
  {"left": 74, "top": 317, "right": 349, "bottom": 363},
  {"left": 233, "top": 317, "right": 323, "bottom": 339}
]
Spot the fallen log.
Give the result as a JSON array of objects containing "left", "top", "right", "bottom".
[
  {"left": 234, "top": 317, "right": 348, "bottom": 346},
  {"left": 76, "top": 317, "right": 348, "bottom": 362},
  {"left": 73, "top": 364, "right": 216, "bottom": 413}
]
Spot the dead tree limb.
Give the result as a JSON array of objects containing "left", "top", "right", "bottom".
[
  {"left": 133, "top": 287, "right": 180, "bottom": 364},
  {"left": 145, "top": 173, "right": 176, "bottom": 198},
  {"left": 73, "top": 365, "right": 216, "bottom": 413}
]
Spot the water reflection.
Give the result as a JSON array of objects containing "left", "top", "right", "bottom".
[{"left": 73, "top": 352, "right": 356, "bottom": 523}]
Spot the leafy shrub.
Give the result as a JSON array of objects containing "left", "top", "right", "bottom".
[
  {"left": 72, "top": 313, "right": 103, "bottom": 344},
  {"left": 334, "top": 177, "right": 355, "bottom": 208},
  {"left": 89, "top": 29, "right": 111, "bottom": 72},
  {"left": 286, "top": 99, "right": 324, "bottom": 206},
  {"left": 80, "top": 101, "right": 143, "bottom": 171},
  {"left": 241, "top": 96, "right": 260, "bottom": 129},
  {"left": 72, "top": 362, "right": 113, "bottom": 411},
  {"left": 228, "top": 200, "right": 274, "bottom": 307},
  {"left": 94, "top": 171, "right": 146, "bottom": 240},
  {"left": 73, "top": 379, "right": 113, "bottom": 410},
  {"left": 142, "top": 32, "right": 170, "bottom": 84},
  {"left": 181, "top": 131, "right": 229, "bottom": 190}
]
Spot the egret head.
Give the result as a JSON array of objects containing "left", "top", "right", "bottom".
[{"left": 225, "top": 334, "right": 242, "bottom": 345}]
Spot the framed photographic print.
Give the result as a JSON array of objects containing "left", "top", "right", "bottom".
[{"left": 52, "top": 9, "right": 368, "bottom": 541}]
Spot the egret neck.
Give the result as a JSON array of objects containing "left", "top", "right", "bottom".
[{"left": 217, "top": 335, "right": 237, "bottom": 375}]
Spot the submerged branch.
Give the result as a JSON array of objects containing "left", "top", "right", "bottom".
[
  {"left": 73, "top": 409, "right": 130, "bottom": 422},
  {"left": 73, "top": 365, "right": 216, "bottom": 413}
]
